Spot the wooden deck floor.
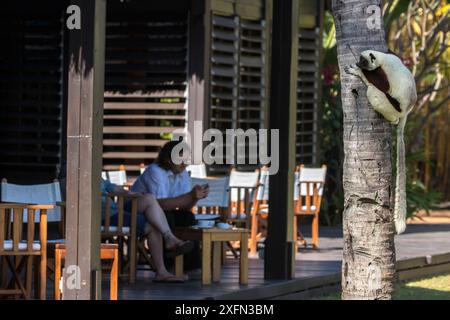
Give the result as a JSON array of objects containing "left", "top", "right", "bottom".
[{"left": 111, "top": 223, "right": 450, "bottom": 300}]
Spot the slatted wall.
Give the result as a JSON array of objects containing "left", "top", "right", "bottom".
[
  {"left": 239, "top": 19, "right": 266, "bottom": 130},
  {"left": 0, "top": 6, "right": 65, "bottom": 182},
  {"left": 210, "top": 15, "right": 239, "bottom": 131},
  {"left": 103, "top": 12, "right": 188, "bottom": 175},
  {"left": 209, "top": 15, "right": 266, "bottom": 172},
  {"left": 296, "top": 27, "right": 321, "bottom": 165}
]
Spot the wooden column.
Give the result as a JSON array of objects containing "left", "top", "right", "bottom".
[
  {"left": 187, "top": 0, "right": 211, "bottom": 162},
  {"left": 264, "top": 0, "right": 298, "bottom": 280},
  {"left": 64, "top": 0, "right": 106, "bottom": 300}
]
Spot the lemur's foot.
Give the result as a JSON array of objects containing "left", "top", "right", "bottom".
[
  {"left": 344, "top": 64, "right": 360, "bottom": 76},
  {"left": 390, "top": 118, "right": 400, "bottom": 125}
]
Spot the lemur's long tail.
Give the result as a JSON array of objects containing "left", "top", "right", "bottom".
[{"left": 394, "top": 116, "right": 408, "bottom": 234}]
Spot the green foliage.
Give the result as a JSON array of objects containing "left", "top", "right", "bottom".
[
  {"left": 319, "top": 62, "right": 344, "bottom": 226},
  {"left": 384, "top": 0, "right": 412, "bottom": 31},
  {"left": 321, "top": 11, "right": 337, "bottom": 65},
  {"left": 406, "top": 179, "right": 442, "bottom": 219},
  {"left": 404, "top": 152, "right": 442, "bottom": 219}
]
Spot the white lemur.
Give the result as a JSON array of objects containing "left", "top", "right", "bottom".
[{"left": 345, "top": 50, "right": 417, "bottom": 234}]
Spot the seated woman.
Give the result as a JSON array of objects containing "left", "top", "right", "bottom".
[
  {"left": 130, "top": 140, "right": 209, "bottom": 270},
  {"left": 101, "top": 178, "right": 192, "bottom": 282}
]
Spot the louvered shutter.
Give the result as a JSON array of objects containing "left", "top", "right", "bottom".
[
  {"left": 238, "top": 19, "right": 265, "bottom": 130},
  {"left": 209, "top": 15, "right": 267, "bottom": 172},
  {"left": 103, "top": 12, "right": 188, "bottom": 175},
  {"left": 237, "top": 19, "right": 266, "bottom": 169},
  {"left": 296, "top": 27, "right": 320, "bottom": 165},
  {"left": 0, "top": 8, "right": 64, "bottom": 181},
  {"left": 210, "top": 15, "right": 239, "bottom": 130}
]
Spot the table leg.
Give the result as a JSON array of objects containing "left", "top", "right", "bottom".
[
  {"left": 213, "top": 242, "right": 221, "bottom": 282},
  {"left": 202, "top": 233, "right": 211, "bottom": 285},
  {"left": 175, "top": 255, "right": 184, "bottom": 277},
  {"left": 221, "top": 242, "right": 226, "bottom": 265},
  {"left": 240, "top": 232, "right": 248, "bottom": 285}
]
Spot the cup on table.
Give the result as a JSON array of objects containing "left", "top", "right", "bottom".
[
  {"left": 216, "top": 222, "right": 231, "bottom": 230},
  {"left": 198, "top": 220, "right": 215, "bottom": 228}
]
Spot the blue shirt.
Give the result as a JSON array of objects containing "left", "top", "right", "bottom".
[
  {"left": 101, "top": 178, "right": 118, "bottom": 218},
  {"left": 131, "top": 163, "right": 191, "bottom": 199}
]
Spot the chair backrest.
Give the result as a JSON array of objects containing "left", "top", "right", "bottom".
[
  {"left": 297, "top": 165, "right": 327, "bottom": 196},
  {"left": 249, "top": 168, "right": 270, "bottom": 220},
  {"left": 256, "top": 168, "right": 270, "bottom": 201},
  {"left": 255, "top": 165, "right": 327, "bottom": 211},
  {"left": 191, "top": 177, "right": 229, "bottom": 213},
  {"left": 229, "top": 169, "right": 260, "bottom": 188},
  {"left": 229, "top": 169, "right": 259, "bottom": 203},
  {"left": 186, "top": 164, "right": 207, "bottom": 178},
  {"left": 294, "top": 165, "right": 327, "bottom": 213},
  {"left": 293, "top": 169, "right": 300, "bottom": 201},
  {"left": 0, "top": 203, "right": 51, "bottom": 254},
  {"left": 105, "top": 170, "right": 127, "bottom": 186},
  {"left": 228, "top": 169, "right": 260, "bottom": 221},
  {"left": 102, "top": 193, "right": 140, "bottom": 236},
  {"left": 1, "top": 180, "right": 62, "bottom": 222}
]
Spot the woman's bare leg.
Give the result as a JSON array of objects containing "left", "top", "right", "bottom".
[
  {"left": 137, "top": 194, "right": 185, "bottom": 249},
  {"left": 145, "top": 224, "right": 180, "bottom": 279}
]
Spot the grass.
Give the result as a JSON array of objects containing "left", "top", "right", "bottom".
[
  {"left": 316, "top": 273, "right": 450, "bottom": 300},
  {"left": 394, "top": 273, "right": 450, "bottom": 300}
]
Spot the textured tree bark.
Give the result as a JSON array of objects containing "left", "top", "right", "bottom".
[{"left": 331, "top": 0, "right": 396, "bottom": 299}]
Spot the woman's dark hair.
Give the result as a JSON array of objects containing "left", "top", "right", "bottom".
[{"left": 156, "top": 140, "right": 189, "bottom": 170}]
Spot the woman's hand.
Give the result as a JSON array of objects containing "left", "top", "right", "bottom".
[{"left": 191, "top": 185, "right": 209, "bottom": 200}]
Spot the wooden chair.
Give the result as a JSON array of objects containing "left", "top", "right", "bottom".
[
  {"left": 57, "top": 191, "right": 143, "bottom": 284},
  {"left": 228, "top": 169, "right": 260, "bottom": 228},
  {"left": 1, "top": 179, "right": 67, "bottom": 300},
  {"left": 191, "top": 177, "right": 230, "bottom": 216},
  {"left": 249, "top": 167, "right": 269, "bottom": 256},
  {"left": 190, "top": 177, "right": 234, "bottom": 259},
  {"left": 0, "top": 203, "right": 53, "bottom": 299},
  {"left": 249, "top": 165, "right": 327, "bottom": 254},
  {"left": 50, "top": 242, "right": 118, "bottom": 300},
  {"left": 103, "top": 164, "right": 129, "bottom": 183},
  {"left": 101, "top": 192, "right": 140, "bottom": 283},
  {"left": 294, "top": 164, "right": 327, "bottom": 249},
  {"left": 1, "top": 179, "right": 64, "bottom": 237},
  {"left": 186, "top": 163, "right": 207, "bottom": 178}
]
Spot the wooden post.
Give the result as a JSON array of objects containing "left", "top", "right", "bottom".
[
  {"left": 263, "top": 0, "right": 273, "bottom": 131},
  {"left": 64, "top": 0, "right": 106, "bottom": 300},
  {"left": 264, "top": 0, "right": 298, "bottom": 280},
  {"left": 187, "top": 0, "right": 211, "bottom": 164}
]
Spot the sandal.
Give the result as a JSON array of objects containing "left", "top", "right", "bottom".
[
  {"left": 165, "top": 240, "right": 194, "bottom": 258},
  {"left": 153, "top": 275, "right": 186, "bottom": 283}
]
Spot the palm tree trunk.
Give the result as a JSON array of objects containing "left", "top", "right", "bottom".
[{"left": 332, "top": 0, "right": 396, "bottom": 299}]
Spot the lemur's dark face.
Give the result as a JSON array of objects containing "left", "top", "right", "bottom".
[
  {"left": 356, "top": 55, "right": 369, "bottom": 69},
  {"left": 357, "top": 50, "right": 381, "bottom": 71}
]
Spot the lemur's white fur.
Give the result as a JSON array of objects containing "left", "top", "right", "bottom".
[{"left": 345, "top": 50, "right": 417, "bottom": 234}]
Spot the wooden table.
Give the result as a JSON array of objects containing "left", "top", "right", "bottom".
[
  {"left": 49, "top": 242, "right": 118, "bottom": 300},
  {"left": 175, "top": 227, "right": 249, "bottom": 285}
]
